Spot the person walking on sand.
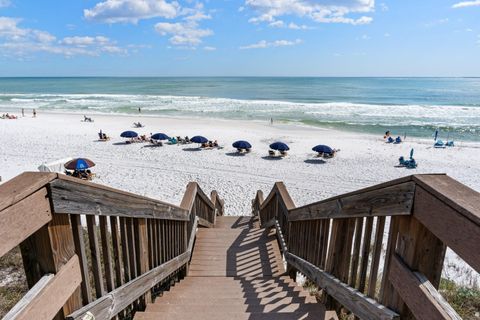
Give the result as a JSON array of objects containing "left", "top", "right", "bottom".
[
  {"left": 22, "top": 108, "right": 24, "bottom": 117},
  {"left": 33, "top": 109, "right": 36, "bottom": 118}
]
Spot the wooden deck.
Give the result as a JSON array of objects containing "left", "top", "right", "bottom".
[{"left": 134, "top": 216, "right": 333, "bottom": 320}]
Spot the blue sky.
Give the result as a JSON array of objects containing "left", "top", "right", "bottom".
[{"left": 0, "top": 0, "right": 479, "bottom": 76}]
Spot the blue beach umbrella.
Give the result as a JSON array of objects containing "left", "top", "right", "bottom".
[
  {"left": 64, "top": 158, "right": 95, "bottom": 170},
  {"left": 121, "top": 130, "right": 138, "bottom": 138},
  {"left": 312, "top": 145, "right": 333, "bottom": 154},
  {"left": 269, "top": 142, "right": 289, "bottom": 151},
  {"left": 151, "top": 133, "right": 170, "bottom": 140},
  {"left": 232, "top": 140, "right": 252, "bottom": 149},
  {"left": 191, "top": 136, "right": 208, "bottom": 144}
]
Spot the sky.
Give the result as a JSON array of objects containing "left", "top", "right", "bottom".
[{"left": 0, "top": 0, "right": 479, "bottom": 76}]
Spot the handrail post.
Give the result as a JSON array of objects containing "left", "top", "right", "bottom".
[
  {"left": 380, "top": 194, "right": 447, "bottom": 318},
  {"left": 20, "top": 210, "right": 83, "bottom": 319}
]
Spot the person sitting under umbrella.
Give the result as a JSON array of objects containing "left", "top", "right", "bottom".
[{"left": 64, "top": 158, "right": 96, "bottom": 180}]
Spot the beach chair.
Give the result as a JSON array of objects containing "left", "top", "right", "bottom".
[
  {"left": 394, "top": 136, "right": 402, "bottom": 144},
  {"left": 434, "top": 140, "right": 446, "bottom": 148},
  {"left": 237, "top": 148, "right": 243, "bottom": 153},
  {"left": 268, "top": 150, "right": 276, "bottom": 157},
  {"left": 280, "top": 150, "right": 288, "bottom": 157},
  {"left": 387, "top": 136, "right": 394, "bottom": 143},
  {"left": 245, "top": 148, "right": 251, "bottom": 153},
  {"left": 446, "top": 141, "right": 454, "bottom": 147}
]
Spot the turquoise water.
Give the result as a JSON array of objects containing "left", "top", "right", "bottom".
[{"left": 1, "top": 77, "right": 479, "bottom": 141}]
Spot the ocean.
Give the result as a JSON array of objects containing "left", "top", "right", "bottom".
[{"left": 1, "top": 77, "right": 479, "bottom": 141}]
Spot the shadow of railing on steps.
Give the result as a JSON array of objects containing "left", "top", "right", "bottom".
[{"left": 252, "top": 174, "right": 479, "bottom": 320}]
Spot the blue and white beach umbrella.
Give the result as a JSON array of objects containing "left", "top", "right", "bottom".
[{"left": 64, "top": 158, "right": 95, "bottom": 170}]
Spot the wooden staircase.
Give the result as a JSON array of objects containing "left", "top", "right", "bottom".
[{"left": 134, "top": 216, "right": 335, "bottom": 320}]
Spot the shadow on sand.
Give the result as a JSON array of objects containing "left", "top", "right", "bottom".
[
  {"left": 225, "top": 152, "right": 246, "bottom": 157},
  {"left": 183, "top": 147, "right": 202, "bottom": 152},
  {"left": 261, "top": 156, "right": 283, "bottom": 161},
  {"left": 112, "top": 142, "right": 129, "bottom": 146},
  {"left": 304, "top": 159, "right": 326, "bottom": 164}
]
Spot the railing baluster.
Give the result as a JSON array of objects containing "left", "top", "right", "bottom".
[
  {"left": 119, "top": 217, "right": 130, "bottom": 283},
  {"left": 86, "top": 215, "right": 105, "bottom": 298},
  {"left": 358, "top": 217, "right": 373, "bottom": 293},
  {"left": 349, "top": 217, "right": 364, "bottom": 288},
  {"left": 99, "top": 216, "right": 114, "bottom": 293},
  {"left": 70, "top": 214, "right": 92, "bottom": 305},
  {"left": 368, "top": 216, "right": 386, "bottom": 298}
]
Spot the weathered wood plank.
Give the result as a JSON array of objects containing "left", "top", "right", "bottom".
[
  {"left": 197, "top": 216, "right": 214, "bottom": 228},
  {"left": 0, "top": 188, "right": 52, "bottom": 258},
  {"left": 180, "top": 182, "right": 197, "bottom": 211},
  {"left": 0, "top": 172, "right": 57, "bottom": 212},
  {"left": 4, "top": 255, "right": 82, "bottom": 320},
  {"left": 70, "top": 214, "right": 92, "bottom": 304},
  {"left": 66, "top": 252, "right": 190, "bottom": 320},
  {"left": 86, "top": 215, "right": 105, "bottom": 298},
  {"left": 358, "top": 217, "right": 373, "bottom": 293},
  {"left": 110, "top": 216, "right": 123, "bottom": 288},
  {"left": 50, "top": 178, "right": 189, "bottom": 221},
  {"left": 275, "top": 182, "right": 296, "bottom": 211},
  {"left": 289, "top": 182, "right": 415, "bottom": 221},
  {"left": 389, "top": 254, "right": 461, "bottom": 320},
  {"left": 413, "top": 186, "right": 480, "bottom": 272},
  {"left": 413, "top": 174, "right": 480, "bottom": 226},
  {"left": 349, "top": 217, "right": 364, "bottom": 288},
  {"left": 19, "top": 211, "right": 83, "bottom": 318},
  {"left": 100, "top": 216, "right": 114, "bottom": 292},
  {"left": 368, "top": 216, "right": 385, "bottom": 298},
  {"left": 285, "top": 252, "right": 399, "bottom": 320}
]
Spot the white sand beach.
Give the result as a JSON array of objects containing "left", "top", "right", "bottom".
[
  {"left": 1, "top": 112, "right": 479, "bottom": 286},
  {"left": 1, "top": 112, "right": 479, "bottom": 213}
]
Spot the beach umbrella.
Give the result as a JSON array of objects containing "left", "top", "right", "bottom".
[
  {"left": 312, "top": 145, "right": 333, "bottom": 154},
  {"left": 269, "top": 142, "right": 289, "bottom": 151},
  {"left": 410, "top": 148, "right": 414, "bottom": 159},
  {"left": 232, "top": 140, "right": 252, "bottom": 149},
  {"left": 121, "top": 130, "right": 138, "bottom": 138},
  {"left": 434, "top": 129, "right": 438, "bottom": 141},
  {"left": 151, "top": 133, "right": 170, "bottom": 140},
  {"left": 64, "top": 158, "right": 95, "bottom": 170},
  {"left": 191, "top": 136, "right": 208, "bottom": 144}
]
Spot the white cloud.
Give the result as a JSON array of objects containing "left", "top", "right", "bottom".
[
  {"left": 245, "top": 0, "right": 374, "bottom": 26},
  {"left": 84, "top": 0, "right": 180, "bottom": 23},
  {"left": 203, "top": 46, "right": 216, "bottom": 51},
  {"left": 154, "top": 3, "right": 212, "bottom": 48},
  {"left": 268, "top": 20, "right": 310, "bottom": 29},
  {"left": 0, "top": 17, "right": 127, "bottom": 57},
  {"left": 0, "top": 0, "right": 11, "bottom": 8},
  {"left": 240, "top": 38, "right": 302, "bottom": 49},
  {"left": 452, "top": 0, "right": 480, "bottom": 8}
]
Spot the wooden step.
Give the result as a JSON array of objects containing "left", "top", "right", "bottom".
[
  {"left": 135, "top": 310, "right": 329, "bottom": 320},
  {"left": 146, "top": 302, "right": 324, "bottom": 314}
]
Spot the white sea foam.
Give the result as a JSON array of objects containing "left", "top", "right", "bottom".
[{"left": 1, "top": 94, "right": 480, "bottom": 138}]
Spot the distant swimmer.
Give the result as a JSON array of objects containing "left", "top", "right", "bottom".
[
  {"left": 270, "top": 117, "right": 273, "bottom": 125},
  {"left": 138, "top": 107, "right": 141, "bottom": 113},
  {"left": 33, "top": 109, "right": 37, "bottom": 118},
  {"left": 22, "top": 108, "right": 25, "bottom": 117}
]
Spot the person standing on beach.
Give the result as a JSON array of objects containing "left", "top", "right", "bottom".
[
  {"left": 138, "top": 107, "right": 141, "bottom": 113},
  {"left": 22, "top": 108, "right": 24, "bottom": 117},
  {"left": 270, "top": 117, "right": 273, "bottom": 125},
  {"left": 33, "top": 109, "right": 36, "bottom": 118}
]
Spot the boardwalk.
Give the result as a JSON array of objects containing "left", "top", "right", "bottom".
[{"left": 134, "top": 216, "right": 331, "bottom": 320}]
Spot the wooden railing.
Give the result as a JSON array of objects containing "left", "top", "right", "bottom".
[
  {"left": 0, "top": 172, "right": 221, "bottom": 320},
  {"left": 253, "top": 174, "right": 480, "bottom": 320}
]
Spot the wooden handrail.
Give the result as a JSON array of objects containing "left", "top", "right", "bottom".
[
  {"left": 253, "top": 174, "right": 480, "bottom": 320},
  {"left": 0, "top": 172, "right": 223, "bottom": 320}
]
